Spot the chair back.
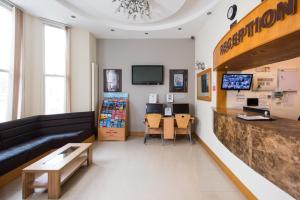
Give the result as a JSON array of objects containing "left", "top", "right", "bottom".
[
  {"left": 175, "top": 114, "right": 191, "bottom": 129},
  {"left": 146, "top": 114, "right": 162, "bottom": 128}
]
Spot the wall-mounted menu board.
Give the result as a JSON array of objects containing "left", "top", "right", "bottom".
[{"left": 278, "top": 69, "right": 299, "bottom": 91}]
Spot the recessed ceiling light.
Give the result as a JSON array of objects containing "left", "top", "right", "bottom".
[
  {"left": 207, "top": 11, "right": 212, "bottom": 15},
  {"left": 178, "top": 27, "right": 182, "bottom": 30},
  {"left": 145, "top": 32, "right": 149, "bottom": 35},
  {"left": 110, "top": 29, "right": 115, "bottom": 32},
  {"left": 71, "top": 15, "right": 76, "bottom": 18}
]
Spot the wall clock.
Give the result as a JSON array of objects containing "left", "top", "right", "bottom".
[{"left": 227, "top": 5, "right": 237, "bottom": 20}]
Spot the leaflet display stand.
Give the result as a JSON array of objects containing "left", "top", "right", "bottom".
[{"left": 98, "top": 93, "right": 129, "bottom": 141}]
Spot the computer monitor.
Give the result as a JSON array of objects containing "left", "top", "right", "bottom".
[
  {"left": 172, "top": 104, "right": 189, "bottom": 114},
  {"left": 247, "top": 98, "right": 259, "bottom": 106},
  {"left": 146, "top": 103, "right": 164, "bottom": 114}
]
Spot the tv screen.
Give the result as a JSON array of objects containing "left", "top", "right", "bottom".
[
  {"left": 132, "top": 65, "right": 164, "bottom": 85},
  {"left": 221, "top": 74, "right": 253, "bottom": 90}
]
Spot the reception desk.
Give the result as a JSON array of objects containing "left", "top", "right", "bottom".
[{"left": 213, "top": 108, "right": 300, "bottom": 199}]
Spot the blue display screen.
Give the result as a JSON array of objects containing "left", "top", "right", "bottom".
[{"left": 221, "top": 74, "right": 253, "bottom": 90}]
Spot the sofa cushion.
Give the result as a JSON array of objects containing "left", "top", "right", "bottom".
[
  {"left": 0, "top": 116, "right": 39, "bottom": 150},
  {"left": 0, "top": 131, "right": 91, "bottom": 175},
  {"left": 25, "top": 131, "right": 90, "bottom": 160},
  {"left": 0, "top": 111, "right": 95, "bottom": 175},
  {"left": 26, "top": 131, "right": 88, "bottom": 160},
  {"left": 38, "top": 112, "right": 95, "bottom": 136},
  {"left": 0, "top": 144, "right": 32, "bottom": 176},
  {"left": 47, "top": 131, "right": 89, "bottom": 148}
]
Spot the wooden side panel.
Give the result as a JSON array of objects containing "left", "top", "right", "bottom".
[
  {"left": 214, "top": 0, "right": 300, "bottom": 70},
  {"left": 163, "top": 117, "right": 174, "bottom": 139},
  {"left": 216, "top": 71, "right": 227, "bottom": 109},
  {"left": 22, "top": 172, "right": 34, "bottom": 199},
  {"left": 83, "top": 135, "right": 95, "bottom": 143},
  {"left": 98, "top": 127, "right": 126, "bottom": 141},
  {"left": 48, "top": 172, "right": 61, "bottom": 199}
]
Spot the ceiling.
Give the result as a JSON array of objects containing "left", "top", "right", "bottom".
[{"left": 10, "top": 0, "right": 220, "bottom": 39}]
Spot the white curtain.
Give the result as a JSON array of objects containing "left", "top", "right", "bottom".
[
  {"left": 11, "top": 7, "right": 23, "bottom": 119},
  {"left": 65, "top": 26, "right": 71, "bottom": 112}
]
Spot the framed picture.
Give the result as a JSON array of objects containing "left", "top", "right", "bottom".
[
  {"left": 103, "top": 69, "right": 122, "bottom": 92},
  {"left": 169, "top": 70, "right": 188, "bottom": 93},
  {"left": 197, "top": 68, "right": 211, "bottom": 101}
]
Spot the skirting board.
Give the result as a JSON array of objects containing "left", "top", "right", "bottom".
[
  {"left": 193, "top": 134, "right": 257, "bottom": 200},
  {"left": 83, "top": 135, "right": 96, "bottom": 143},
  {"left": 0, "top": 135, "right": 95, "bottom": 188},
  {"left": 129, "top": 132, "right": 144, "bottom": 137}
]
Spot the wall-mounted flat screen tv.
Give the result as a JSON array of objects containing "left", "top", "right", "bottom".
[
  {"left": 221, "top": 74, "right": 253, "bottom": 90},
  {"left": 132, "top": 65, "right": 164, "bottom": 85}
]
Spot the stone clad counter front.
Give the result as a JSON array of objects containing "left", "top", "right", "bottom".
[{"left": 213, "top": 108, "right": 300, "bottom": 199}]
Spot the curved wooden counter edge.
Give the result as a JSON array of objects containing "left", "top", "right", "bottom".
[
  {"left": 213, "top": 0, "right": 300, "bottom": 71},
  {"left": 213, "top": 109, "right": 300, "bottom": 199}
]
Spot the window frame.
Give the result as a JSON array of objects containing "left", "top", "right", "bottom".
[
  {"left": 42, "top": 23, "right": 67, "bottom": 115},
  {"left": 0, "top": 2, "right": 13, "bottom": 122}
]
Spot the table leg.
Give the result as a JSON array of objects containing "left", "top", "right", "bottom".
[
  {"left": 87, "top": 146, "right": 93, "bottom": 165},
  {"left": 22, "top": 172, "right": 34, "bottom": 199},
  {"left": 48, "top": 171, "right": 61, "bottom": 199}
]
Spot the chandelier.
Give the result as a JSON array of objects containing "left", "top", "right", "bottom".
[{"left": 112, "top": 0, "right": 151, "bottom": 20}]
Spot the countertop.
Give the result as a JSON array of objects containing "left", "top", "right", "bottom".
[{"left": 213, "top": 108, "right": 300, "bottom": 140}]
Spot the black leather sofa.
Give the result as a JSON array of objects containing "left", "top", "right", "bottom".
[{"left": 0, "top": 112, "right": 95, "bottom": 176}]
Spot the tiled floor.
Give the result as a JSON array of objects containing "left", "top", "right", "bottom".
[{"left": 0, "top": 137, "right": 245, "bottom": 200}]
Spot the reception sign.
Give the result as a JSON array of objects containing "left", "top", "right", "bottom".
[{"left": 213, "top": 0, "right": 300, "bottom": 71}]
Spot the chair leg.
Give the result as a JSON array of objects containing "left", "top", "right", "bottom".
[
  {"left": 188, "top": 128, "right": 192, "bottom": 144},
  {"left": 174, "top": 131, "right": 176, "bottom": 144},
  {"left": 144, "top": 134, "right": 147, "bottom": 144},
  {"left": 161, "top": 132, "right": 164, "bottom": 145}
]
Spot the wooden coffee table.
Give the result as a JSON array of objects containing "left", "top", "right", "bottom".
[{"left": 22, "top": 143, "right": 92, "bottom": 199}]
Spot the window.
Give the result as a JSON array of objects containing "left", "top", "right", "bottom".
[
  {"left": 0, "top": 4, "right": 13, "bottom": 122},
  {"left": 44, "top": 25, "right": 66, "bottom": 114}
]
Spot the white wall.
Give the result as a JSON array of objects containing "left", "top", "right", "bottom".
[
  {"left": 227, "top": 57, "right": 300, "bottom": 121},
  {"left": 97, "top": 39, "right": 195, "bottom": 132},
  {"left": 70, "top": 28, "right": 96, "bottom": 112},
  {"left": 195, "top": 1, "right": 294, "bottom": 199}
]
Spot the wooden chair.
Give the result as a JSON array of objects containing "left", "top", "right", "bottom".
[
  {"left": 174, "top": 114, "right": 192, "bottom": 144},
  {"left": 144, "top": 114, "right": 163, "bottom": 144}
]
